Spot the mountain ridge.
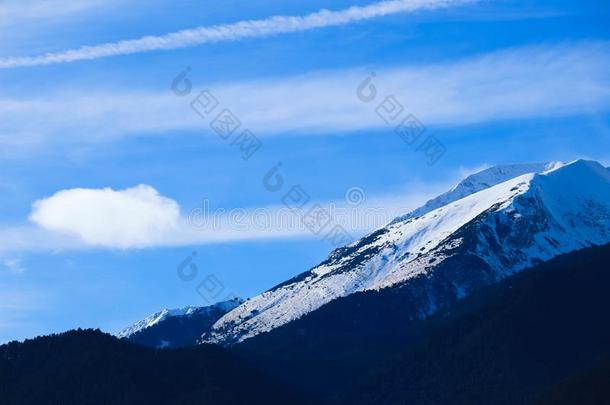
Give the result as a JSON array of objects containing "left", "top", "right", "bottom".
[
  {"left": 203, "top": 159, "right": 610, "bottom": 345},
  {"left": 390, "top": 161, "right": 564, "bottom": 224}
]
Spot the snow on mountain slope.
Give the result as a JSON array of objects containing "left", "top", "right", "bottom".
[
  {"left": 391, "top": 161, "right": 563, "bottom": 224},
  {"left": 118, "top": 298, "right": 243, "bottom": 342},
  {"left": 204, "top": 160, "right": 610, "bottom": 345}
]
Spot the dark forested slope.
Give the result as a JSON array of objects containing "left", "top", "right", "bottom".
[{"left": 0, "top": 329, "right": 303, "bottom": 405}]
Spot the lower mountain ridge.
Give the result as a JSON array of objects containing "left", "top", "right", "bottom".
[
  {"left": 118, "top": 298, "right": 243, "bottom": 348},
  {"left": 0, "top": 329, "right": 304, "bottom": 405}
]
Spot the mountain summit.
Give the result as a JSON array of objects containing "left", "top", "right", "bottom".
[
  {"left": 390, "top": 161, "right": 564, "bottom": 224},
  {"left": 204, "top": 160, "right": 610, "bottom": 345}
]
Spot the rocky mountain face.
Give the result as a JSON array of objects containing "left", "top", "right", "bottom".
[{"left": 203, "top": 160, "right": 610, "bottom": 345}]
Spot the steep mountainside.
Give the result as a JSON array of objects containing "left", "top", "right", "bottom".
[
  {"left": 205, "top": 160, "right": 610, "bottom": 345},
  {"left": 118, "top": 298, "right": 242, "bottom": 348},
  {"left": 339, "top": 243, "right": 610, "bottom": 404},
  {"left": 234, "top": 244, "right": 610, "bottom": 403}
]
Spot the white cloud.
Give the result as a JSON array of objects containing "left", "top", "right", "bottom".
[
  {"left": 0, "top": 0, "right": 472, "bottom": 68},
  {"left": 1, "top": 42, "right": 609, "bottom": 153},
  {"left": 29, "top": 185, "right": 180, "bottom": 249},
  {"left": 0, "top": 177, "right": 451, "bottom": 252}
]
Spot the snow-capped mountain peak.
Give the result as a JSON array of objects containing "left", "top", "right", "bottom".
[
  {"left": 391, "top": 161, "right": 564, "bottom": 224},
  {"left": 204, "top": 160, "right": 610, "bottom": 345}
]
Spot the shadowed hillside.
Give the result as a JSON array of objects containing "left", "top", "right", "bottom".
[{"left": 0, "top": 329, "right": 305, "bottom": 405}]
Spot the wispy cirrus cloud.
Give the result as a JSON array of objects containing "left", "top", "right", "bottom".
[
  {"left": 0, "top": 0, "right": 474, "bottom": 68},
  {"left": 2, "top": 258, "right": 26, "bottom": 274},
  {"left": 0, "top": 0, "right": 118, "bottom": 26},
  {"left": 1, "top": 42, "right": 609, "bottom": 152}
]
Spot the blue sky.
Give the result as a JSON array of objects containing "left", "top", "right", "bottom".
[{"left": 1, "top": 0, "right": 609, "bottom": 343}]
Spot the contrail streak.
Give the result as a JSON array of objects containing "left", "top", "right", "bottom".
[{"left": 0, "top": 0, "right": 473, "bottom": 68}]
